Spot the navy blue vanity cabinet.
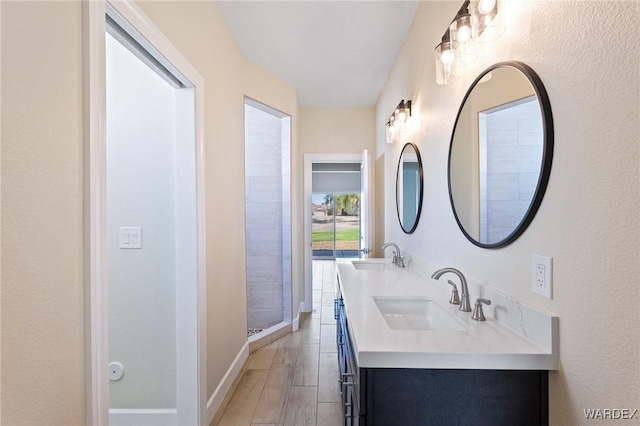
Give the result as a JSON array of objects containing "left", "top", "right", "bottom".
[
  {"left": 334, "top": 294, "right": 549, "bottom": 426},
  {"left": 335, "top": 295, "right": 363, "bottom": 425}
]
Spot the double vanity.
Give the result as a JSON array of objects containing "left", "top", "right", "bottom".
[
  {"left": 356, "top": 48, "right": 558, "bottom": 424},
  {"left": 335, "top": 258, "right": 558, "bottom": 425}
]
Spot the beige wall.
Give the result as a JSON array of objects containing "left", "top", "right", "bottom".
[
  {"left": 299, "top": 108, "right": 375, "bottom": 154},
  {"left": 298, "top": 108, "right": 379, "bottom": 252},
  {"left": 1, "top": 0, "right": 299, "bottom": 422},
  {"left": 1, "top": 2, "right": 85, "bottom": 424},
  {"left": 377, "top": 2, "right": 639, "bottom": 424}
]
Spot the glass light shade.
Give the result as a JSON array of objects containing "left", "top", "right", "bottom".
[
  {"left": 435, "top": 40, "right": 459, "bottom": 85},
  {"left": 450, "top": 13, "right": 478, "bottom": 65},
  {"left": 386, "top": 122, "right": 399, "bottom": 144},
  {"left": 478, "top": 0, "right": 496, "bottom": 14},
  {"left": 470, "top": 0, "right": 504, "bottom": 42},
  {"left": 396, "top": 101, "right": 410, "bottom": 123},
  {"left": 450, "top": 13, "right": 473, "bottom": 52}
]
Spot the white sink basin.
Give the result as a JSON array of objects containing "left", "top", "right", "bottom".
[
  {"left": 373, "top": 296, "right": 466, "bottom": 331},
  {"left": 351, "top": 260, "right": 392, "bottom": 270}
]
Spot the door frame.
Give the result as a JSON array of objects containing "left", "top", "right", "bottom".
[
  {"left": 303, "top": 154, "right": 374, "bottom": 312},
  {"left": 84, "top": 1, "right": 207, "bottom": 424}
]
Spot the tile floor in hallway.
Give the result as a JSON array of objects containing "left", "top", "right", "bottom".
[{"left": 214, "top": 260, "right": 341, "bottom": 426}]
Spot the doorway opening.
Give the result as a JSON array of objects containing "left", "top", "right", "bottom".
[
  {"left": 244, "top": 98, "right": 292, "bottom": 341},
  {"left": 106, "top": 22, "right": 192, "bottom": 425},
  {"left": 86, "top": 2, "right": 205, "bottom": 424},
  {"left": 311, "top": 163, "right": 362, "bottom": 259},
  {"left": 303, "top": 152, "right": 373, "bottom": 312}
]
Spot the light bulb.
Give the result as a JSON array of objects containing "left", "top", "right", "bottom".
[
  {"left": 435, "top": 35, "right": 459, "bottom": 85},
  {"left": 478, "top": 0, "right": 496, "bottom": 14},
  {"left": 457, "top": 24, "right": 471, "bottom": 43},
  {"left": 395, "top": 101, "right": 411, "bottom": 124},
  {"left": 440, "top": 48, "right": 455, "bottom": 65}
]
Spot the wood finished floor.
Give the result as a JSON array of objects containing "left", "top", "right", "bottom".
[{"left": 214, "top": 260, "right": 341, "bottom": 426}]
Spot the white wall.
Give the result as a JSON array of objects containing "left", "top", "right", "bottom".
[
  {"left": 377, "top": 2, "right": 639, "bottom": 424},
  {"left": 106, "top": 33, "right": 177, "bottom": 409}
]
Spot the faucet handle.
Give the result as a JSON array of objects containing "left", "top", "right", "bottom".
[
  {"left": 471, "top": 298, "right": 492, "bottom": 321},
  {"left": 447, "top": 280, "right": 460, "bottom": 305},
  {"left": 396, "top": 256, "right": 406, "bottom": 268}
]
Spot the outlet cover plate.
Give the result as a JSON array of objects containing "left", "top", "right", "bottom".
[{"left": 532, "top": 255, "right": 552, "bottom": 299}]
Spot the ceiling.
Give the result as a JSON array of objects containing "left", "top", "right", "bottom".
[{"left": 216, "top": 1, "right": 421, "bottom": 107}]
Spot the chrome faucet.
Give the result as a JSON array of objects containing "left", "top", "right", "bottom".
[
  {"left": 381, "top": 242, "right": 405, "bottom": 268},
  {"left": 430, "top": 267, "right": 471, "bottom": 312}
]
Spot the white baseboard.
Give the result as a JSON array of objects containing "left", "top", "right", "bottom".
[
  {"left": 292, "top": 301, "right": 305, "bottom": 331},
  {"left": 206, "top": 341, "right": 249, "bottom": 425},
  {"left": 109, "top": 409, "right": 176, "bottom": 426}
]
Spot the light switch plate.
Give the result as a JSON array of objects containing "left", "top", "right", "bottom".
[
  {"left": 120, "top": 227, "right": 142, "bottom": 249},
  {"left": 532, "top": 255, "right": 552, "bottom": 299}
]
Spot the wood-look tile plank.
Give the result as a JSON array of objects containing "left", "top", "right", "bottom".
[
  {"left": 317, "top": 352, "right": 341, "bottom": 403},
  {"left": 216, "top": 369, "right": 269, "bottom": 426},
  {"left": 266, "top": 338, "right": 282, "bottom": 349},
  {"left": 320, "top": 306, "right": 336, "bottom": 325},
  {"left": 319, "top": 324, "right": 337, "bottom": 353},
  {"left": 300, "top": 319, "right": 321, "bottom": 345},
  {"left": 321, "top": 291, "right": 335, "bottom": 307},
  {"left": 293, "top": 344, "right": 319, "bottom": 386},
  {"left": 316, "top": 403, "right": 342, "bottom": 426},
  {"left": 283, "top": 386, "right": 318, "bottom": 426},
  {"left": 252, "top": 364, "right": 295, "bottom": 424},
  {"left": 301, "top": 316, "right": 319, "bottom": 330},
  {"left": 311, "top": 302, "right": 322, "bottom": 318},
  {"left": 248, "top": 347, "right": 277, "bottom": 370},
  {"left": 273, "top": 331, "right": 301, "bottom": 364}
]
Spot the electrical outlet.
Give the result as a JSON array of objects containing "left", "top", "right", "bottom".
[{"left": 532, "top": 255, "right": 552, "bottom": 299}]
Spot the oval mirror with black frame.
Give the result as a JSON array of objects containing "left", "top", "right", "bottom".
[
  {"left": 396, "top": 143, "right": 424, "bottom": 234},
  {"left": 448, "top": 61, "right": 553, "bottom": 248}
]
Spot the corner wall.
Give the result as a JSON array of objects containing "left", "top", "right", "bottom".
[{"left": 377, "top": 2, "right": 639, "bottom": 424}]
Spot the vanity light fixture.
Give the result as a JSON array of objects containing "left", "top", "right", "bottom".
[
  {"left": 435, "top": 0, "right": 504, "bottom": 85},
  {"left": 385, "top": 100, "right": 412, "bottom": 144}
]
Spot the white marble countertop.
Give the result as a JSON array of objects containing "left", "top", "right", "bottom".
[{"left": 336, "top": 259, "right": 559, "bottom": 370}]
